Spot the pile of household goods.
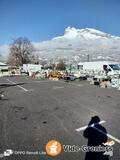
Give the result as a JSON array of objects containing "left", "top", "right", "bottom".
[
  {"left": 89, "top": 75, "right": 120, "bottom": 90},
  {"left": 27, "top": 69, "right": 84, "bottom": 81},
  {"left": 48, "top": 71, "right": 62, "bottom": 80}
]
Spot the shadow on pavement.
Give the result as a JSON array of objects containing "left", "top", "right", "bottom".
[
  {"left": 0, "top": 83, "right": 26, "bottom": 89},
  {"left": 83, "top": 116, "right": 109, "bottom": 160},
  {"left": 0, "top": 83, "right": 26, "bottom": 100}
]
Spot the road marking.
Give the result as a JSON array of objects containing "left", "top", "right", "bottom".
[
  {"left": 76, "top": 120, "right": 120, "bottom": 144},
  {"left": 76, "top": 120, "right": 106, "bottom": 132},
  {"left": 7, "top": 79, "right": 28, "bottom": 92},
  {"left": 53, "top": 86, "right": 64, "bottom": 89},
  {"left": 70, "top": 83, "right": 83, "bottom": 87},
  {"left": 19, "top": 89, "right": 34, "bottom": 92},
  {"left": 87, "top": 108, "right": 99, "bottom": 114},
  {"left": 93, "top": 126, "right": 120, "bottom": 144}
]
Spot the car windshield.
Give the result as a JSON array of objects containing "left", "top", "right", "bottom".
[{"left": 109, "top": 64, "right": 120, "bottom": 70}]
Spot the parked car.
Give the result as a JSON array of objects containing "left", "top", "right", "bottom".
[{"left": 64, "top": 74, "right": 76, "bottom": 81}]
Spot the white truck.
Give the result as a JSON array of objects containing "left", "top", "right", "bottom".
[
  {"left": 77, "top": 61, "right": 120, "bottom": 77},
  {"left": 22, "top": 64, "right": 43, "bottom": 72}
]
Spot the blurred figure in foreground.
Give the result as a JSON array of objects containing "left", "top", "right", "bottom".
[{"left": 83, "top": 116, "right": 109, "bottom": 160}]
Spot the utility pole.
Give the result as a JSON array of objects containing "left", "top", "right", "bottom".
[{"left": 87, "top": 54, "right": 90, "bottom": 62}]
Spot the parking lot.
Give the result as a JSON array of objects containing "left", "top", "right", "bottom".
[{"left": 0, "top": 76, "right": 120, "bottom": 160}]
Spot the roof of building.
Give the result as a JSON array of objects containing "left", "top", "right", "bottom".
[{"left": 0, "top": 62, "right": 7, "bottom": 66}]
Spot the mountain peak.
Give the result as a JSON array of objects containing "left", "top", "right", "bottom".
[{"left": 53, "top": 27, "right": 120, "bottom": 40}]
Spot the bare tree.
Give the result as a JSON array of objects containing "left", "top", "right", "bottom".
[
  {"left": 40, "top": 59, "right": 47, "bottom": 67},
  {"left": 34, "top": 54, "right": 40, "bottom": 64},
  {"left": 56, "top": 59, "right": 66, "bottom": 70},
  {"left": 7, "top": 37, "right": 34, "bottom": 66}
]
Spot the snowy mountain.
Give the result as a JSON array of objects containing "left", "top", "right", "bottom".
[
  {"left": 53, "top": 27, "right": 120, "bottom": 40},
  {"left": 1, "top": 27, "right": 120, "bottom": 62},
  {"left": 33, "top": 27, "right": 120, "bottom": 62}
]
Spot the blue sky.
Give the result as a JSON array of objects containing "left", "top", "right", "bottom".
[{"left": 0, "top": 0, "right": 120, "bottom": 45}]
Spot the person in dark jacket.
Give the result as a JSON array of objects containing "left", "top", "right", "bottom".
[{"left": 83, "top": 116, "right": 109, "bottom": 160}]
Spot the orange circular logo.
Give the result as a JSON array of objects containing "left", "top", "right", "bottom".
[{"left": 45, "top": 140, "right": 62, "bottom": 157}]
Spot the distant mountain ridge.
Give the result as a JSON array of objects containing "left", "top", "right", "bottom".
[{"left": 33, "top": 27, "right": 120, "bottom": 62}]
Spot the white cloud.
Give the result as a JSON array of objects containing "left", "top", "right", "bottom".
[{"left": 0, "top": 44, "right": 9, "bottom": 58}]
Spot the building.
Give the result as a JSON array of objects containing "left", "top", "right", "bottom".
[{"left": 0, "top": 62, "right": 9, "bottom": 76}]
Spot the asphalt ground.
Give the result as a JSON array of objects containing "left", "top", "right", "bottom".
[{"left": 0, "top": 76, "right": 120, "bottom": 160}]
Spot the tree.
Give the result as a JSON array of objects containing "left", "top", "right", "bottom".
[
  {"left": 32, "top": 54, "right": 40, "bottom": 64},
  {"left": 7, "top": 37, "right": 34, "bottom": 66},
  {"left": 56, "top": 59, "right": 66, "bottom": 70},
  {"left": 49, "top": 63, "right": 55, "bottom": 70},
  {"left": 39, "top": 59, "right": 47, "bottom": 67}
]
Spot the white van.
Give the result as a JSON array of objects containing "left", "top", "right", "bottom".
[{"left": 77, "top": 61, "right": 120, "bottom": 76}]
